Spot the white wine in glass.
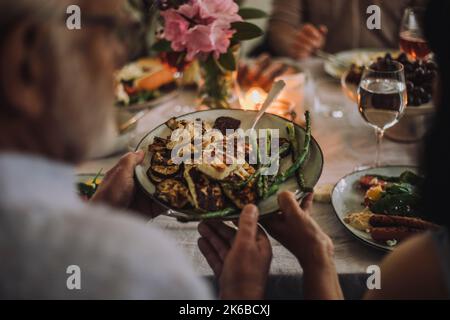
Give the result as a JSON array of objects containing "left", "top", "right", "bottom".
[{"left": 357, "top": 61, "right": 407, "bottom": 166}]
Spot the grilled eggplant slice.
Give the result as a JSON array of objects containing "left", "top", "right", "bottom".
[
  {"left": 151, "top": 164, "right": 180, "bottom": 178},
  {"left": 184, "top": 165, "right": 225, "bottom": 211},
  {"left": 148, "top": 137, "right": 169, "bottom": 153},
  {"left": 213, "top": 116, "right": 241, "bottom": 135},
  {"left": 197, "top": 181, "right": 225, "bottom": 211},
  {"left": 152, "top": 149, "right": 174, "bottom": 166},
  {"left": 165, "top": 117, "right": 179, "bottom": 130},
  {"left": 149, "top": 149, "right": 180, "bottom": 178},
  {"left": 222, "top": 183, "right": 257, "bottom": 209},
  {"left": 155, "top": 179, "right": 191, "bottom": 209},
  {"left": 147, "top": 167, "right": 164, "bottom": 184}
]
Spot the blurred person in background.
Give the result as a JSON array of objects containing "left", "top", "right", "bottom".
[
  {"left": 267, "top": 0, "right": 427, "bottom": 59},
  {"left": 0, "top": 0, "right": 272, "bottom": 299},
  {"left": 200, "top": 0, "right": 450, "bottom": 299}
]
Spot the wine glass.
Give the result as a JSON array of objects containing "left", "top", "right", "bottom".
[
  {"left": 357, "top": 61, "right": 407, "bottom": 167},
  {"left": 399, "top": 7, "right": 431, "bottom": 60}
]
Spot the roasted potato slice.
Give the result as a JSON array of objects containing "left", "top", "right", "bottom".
[{"left": 155, "top": 179, "right": 190, "bottom": 209}]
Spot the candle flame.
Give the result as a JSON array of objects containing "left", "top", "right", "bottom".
[{"left": 242, "top": 87, "right": 267, "bottom": 110}]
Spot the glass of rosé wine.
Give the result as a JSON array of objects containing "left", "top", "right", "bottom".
[{"left": 399, "top": 7, "right": 431, "bottom": 61}]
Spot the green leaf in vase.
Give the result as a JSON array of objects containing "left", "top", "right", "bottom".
[
  {"left": 176, "top": 51, "right": 187, "bottom": 66},
  {"left": 238, "top": 8, "right": 267, "bottom": 20},
  {"left": 218, "top": 49, "right": 237, "bottom": 71},
  {"left": 152, "top": 39, "right": 173, "bottom": 52},
  {"left": 231, "top": 21, "right": 264, "bottom": 41}
]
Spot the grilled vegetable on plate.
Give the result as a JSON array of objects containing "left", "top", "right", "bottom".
[
  {"left": 332, "top": 166, "right": 439, "bottom": 251},
  {"left": 115, "top": 58, "right": 178, "bottom": 111},
  {"left": 76, "top": 171, "right": 104, "bottom": 200},
  {"left": 134, "top": 109, "right": 324, "bottom": 221}
]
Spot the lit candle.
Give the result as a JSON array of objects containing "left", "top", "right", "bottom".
[
  {"left": 239, "top": 85, "right": 295, "bottom": 120},
  {"left": 242, "top": 87, "right": 267, "bottom": 110}
]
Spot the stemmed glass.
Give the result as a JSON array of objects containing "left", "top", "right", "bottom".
[
  {"left": 399, "top": 7, "right": 431, "bottom": 61},
  {"left": 357, "top": 61, "right": 407, "bottom": 167}
]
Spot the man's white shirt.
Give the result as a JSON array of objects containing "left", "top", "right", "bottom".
[{"left": 0, "top": 152, "right": 211, "bottom": 299}]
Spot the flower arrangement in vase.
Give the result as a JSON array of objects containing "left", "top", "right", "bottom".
[{"left": 152, "top": 0, "right": 266, "bottom": 109}]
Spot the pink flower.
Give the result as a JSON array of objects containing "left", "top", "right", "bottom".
[
  {"left": 161, "top": 0, "right": 242, "bottom": 61},
  {"left": 160, "top": 10, "right": 190, "bottom": 51},
  {"left": 197, "top": 0, "right": 241, "bottom": 25},
  {"left": 184, "top": 21, "right": 235, "bottom": 60}
]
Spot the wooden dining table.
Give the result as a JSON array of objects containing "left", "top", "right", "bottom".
[{"left": 77, "top": 58, "right": 420, "bottom": 298}]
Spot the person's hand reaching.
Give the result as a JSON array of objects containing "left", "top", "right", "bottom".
[
  {"left": 292, "top": 24, "right": 328, "bottom": 60},
  {"left": 91, "top": 151, "right": 164, "bottom": 218},
  {"left": 198, "top": 205, "right": 272, "bottom": 300}
]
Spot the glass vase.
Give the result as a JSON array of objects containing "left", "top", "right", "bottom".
[{"left": 198, "top": 45, "right": 240, "bottom": 109}]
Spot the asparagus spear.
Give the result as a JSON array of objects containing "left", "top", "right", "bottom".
[
  {"left": 264, "top": 111, "right": 312, "bottom": 199},
  {"left": 287, "top": 122, "right": 313, "bottom": 193},
  {"left": 231, "top": 140, "right": 290, "bottom": 190},
  {"left": 256, "top": 175, "right": 265, "bottom": 198},
  {"left": 262, "top": 130, "right": 273, "bottom": 198},
  {"left": 256, "top": 130, "right": 265, "bottom": 198},
  {"left": 198, "top": 207, "right": 237, "bottom": 219},
  {"left": 257, "top": 130, "right": 271, "bottom": 198},
  {"left": 287, "top": 123, "right": 301, "bottom": 186},
  {"left": 298, "top": 173, "right": 314, "bottom": 193}
]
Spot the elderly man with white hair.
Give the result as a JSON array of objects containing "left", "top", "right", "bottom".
[{"left": 0, "top": 0, "right": 273, "bottom": 299}]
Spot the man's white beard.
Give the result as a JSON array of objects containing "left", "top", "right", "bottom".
[{"left": 85, "top": 114, "right": 118, "bottom": 159}]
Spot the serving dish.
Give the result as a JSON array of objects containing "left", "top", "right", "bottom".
[
  {"left": 134, "top": 109, "right": 324, "bottom": 221},
  {"left": 324, "top": 48, "right": 398, "bottom": 79}
]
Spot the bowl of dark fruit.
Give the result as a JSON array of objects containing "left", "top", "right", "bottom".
[{"left": 342, "top": 52, "right": 436, "bottom": 142}]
